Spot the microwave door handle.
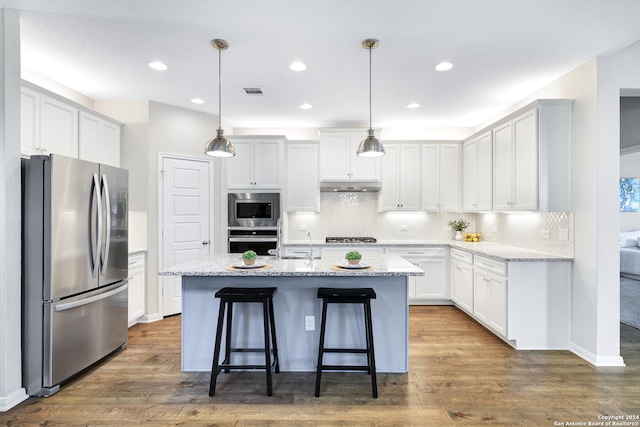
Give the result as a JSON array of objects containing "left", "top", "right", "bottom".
[
  {"left": 100, "top": 173, "right": 111, "bottom": 275},
  {"left": 91, "top": 173, "right": 102, "bottom": 277}
]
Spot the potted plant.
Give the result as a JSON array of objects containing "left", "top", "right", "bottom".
[
  {"left": 345, "top": 251, "right": 362, "bottom": 265},
  {"left": 242, "top": 250, "right": 258, "bottom": 266},
  {"left": 448, "top": 219, "right": 470, "bottom": 241}
]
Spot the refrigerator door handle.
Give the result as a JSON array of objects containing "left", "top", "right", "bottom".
[
  {"left": 91, "top": 173, "right": 102, "bottom": 278},
  {"left": 100, "top": 173, "right": 112, "bottom": 275},
  {"left": 54, "top": 283, "right": 128, "bottom": 312}
]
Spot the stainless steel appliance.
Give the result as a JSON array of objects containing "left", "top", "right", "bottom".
[
  {"left": 228, "top": 229, "right": 278, "bottom": 255},
  {"left": 228, "top": 192, "right": 280, "bottom": 227},
  {"left": 22, "top": 155, "right": 129, "bottom": 397}
]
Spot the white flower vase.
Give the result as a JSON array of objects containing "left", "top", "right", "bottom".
[{"left": 455, "top": 231, "right": 463, "bottom": 241}]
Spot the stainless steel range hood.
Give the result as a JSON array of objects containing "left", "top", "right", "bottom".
[{"left": 320, "top": 181, "right": 381, "bottom": 192}]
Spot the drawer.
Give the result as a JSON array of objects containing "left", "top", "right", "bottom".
[
  {"left": 450, "top": 248, "right": 473, "bottom": 264},
  {"left": 474, "top": 255, "right": 507, "bottom": 276},
  {"left": 387, "top": 247, "right": 446, "bottom": 258}
]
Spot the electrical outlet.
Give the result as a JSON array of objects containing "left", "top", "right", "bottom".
[
  {"left": 541, "top": 229, "right": 550, "bottom": 239},
  {"left": 559, "top": 228, "right": 569, "bottom": 241},
  {"left": 305, "top": 315, "right": 315, "bottom": 331},
  {"left": 444, "top": 225, "right": 452, "bottom": 231},
  {"left": 299, "top": 224, "right": 308, "bottom": 231},
  {"left": 399, "top": 224, "right": 408, "bottom": 232}
]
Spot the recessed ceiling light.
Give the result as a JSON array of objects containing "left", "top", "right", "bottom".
[
  {"left": 406, "top": 103, "right": 421, "bottom": 109},
  {"left": 290, "top": 61, "right": 307, "bottom": 71},
  {"left": 299, "top": 103, "right": 312, "bottom": 109},
  {"left": 149, "top": 61, "right": 168, "bottom": 71},
  {"left": 190, "top": 98, "right": 205, "bottom": 104},
  {"left": 435, "top": 61, "right": 453, "bottom": 71}
]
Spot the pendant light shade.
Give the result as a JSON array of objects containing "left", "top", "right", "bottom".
[
  {"left": 357, "top": 38, "right": 385, "bottom": 157},
  {"left": 205, "top": 39, "right": 236, "bottom": 158}
]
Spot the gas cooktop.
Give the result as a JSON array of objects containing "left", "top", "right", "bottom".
[{"left": 325, "top": 237, "right": 377, "bottom": 244}]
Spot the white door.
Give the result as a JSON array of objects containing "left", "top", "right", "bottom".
[{"left": 160, "top": 156, "right": 211, "bottom": 316}]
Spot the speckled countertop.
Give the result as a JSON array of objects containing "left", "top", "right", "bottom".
[
  {"left": 160, "top": 253, "right": 425, "bottom": 277},
  {"left": 284, "top": 240, "right": 573, "bottom": 262}
]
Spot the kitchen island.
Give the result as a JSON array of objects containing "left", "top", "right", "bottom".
[{"left": 161, "top": 253, "right": 424, "bottom": 373}]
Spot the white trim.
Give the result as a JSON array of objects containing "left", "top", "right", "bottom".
[
  {"left": 157, "top": 152, "right": 214, "bottom": 317},
  {"left": 569, "top": 342, "right": 626, "bottom": 367},
  {"left": 0, "top": 388, "right": 28, "bottom": 412}
]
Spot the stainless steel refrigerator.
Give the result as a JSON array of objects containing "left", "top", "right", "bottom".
[{"left": 22, "top": 154, "right": 129, "bottom": 396}]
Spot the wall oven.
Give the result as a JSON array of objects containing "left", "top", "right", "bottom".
[
  {"left": 228, "top": 192, "right": 280, "bottom": 227},
  {"left": 228, "top": 229, "right": 278, "bottom": 255}
]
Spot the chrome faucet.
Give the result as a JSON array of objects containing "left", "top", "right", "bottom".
[
  {"left": 275, "top": 218, "right": 282, "bottom": 261},
  {"left": 307, "top": 231, "right": 313, "bottom": 262}
]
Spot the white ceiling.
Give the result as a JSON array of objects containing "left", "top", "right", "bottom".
[{"left": 4, "top": 0, "right": 640, "bottom": 130}]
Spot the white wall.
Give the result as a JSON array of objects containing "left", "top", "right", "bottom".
[{"left": 0, "top": 8, "right": 28, "bottom": 411}]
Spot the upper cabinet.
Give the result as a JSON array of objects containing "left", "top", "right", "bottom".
[
  {"left": 226, "top": 136, "right": 284, "bottom": 190},
  {"left": 20, "top": 83, "right": 121, "bottom": 166},
  {"left": 380, "top": 143, "right": 421, "bottom": 211},
  {"left": 79, "top": 111, "right": 122, "bottom": 167},
  {"left": 21, "top": 86, "right": 79, "bottom": 158},
  {"left": 319, "top": 130, "right": 381, "bottom": 182},
  {"left": 463, "top": 131, "right": 492, "bottom": 211},
  {"left": 421, "top": 144, "right": 461, "bottom": 211},
  {"left": 491, "top": 100, "right": 572, "bottom": 211},
  {"left": 285, "top": 142, "right": 320, "bottom": 212}
]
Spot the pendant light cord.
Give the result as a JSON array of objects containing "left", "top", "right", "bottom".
[
  {"left": 218, "top": 46, "right": 222, "bottom": 130},
  {"left": 368, "top": 46, "right": 372, "bottom": 132}
]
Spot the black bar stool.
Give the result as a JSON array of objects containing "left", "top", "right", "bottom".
[
  {"left": 209, "top": 287, "right": 280, "bottom": 397},
  {"left": 314, "top": 287, "right": 377, "bottom": 398}
]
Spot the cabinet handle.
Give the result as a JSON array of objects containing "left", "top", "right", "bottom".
[{"left": 202, "top": 240, "right": 210, "bottom": 245}]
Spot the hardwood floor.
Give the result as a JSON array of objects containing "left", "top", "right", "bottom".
[{"left": 3, "top": 306, "right": 640, "bottom": 426}]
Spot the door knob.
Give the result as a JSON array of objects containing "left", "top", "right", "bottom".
[{"left": 202, "top": 240, "right": 210, "bottom": 245}]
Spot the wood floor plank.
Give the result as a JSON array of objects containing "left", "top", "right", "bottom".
[{"left": 2, "top": 306, "right": 640, "bottom": 426}]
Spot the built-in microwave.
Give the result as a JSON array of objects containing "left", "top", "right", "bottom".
[{"left": 228, "top": 192, "right": 280, "bottom": 227}]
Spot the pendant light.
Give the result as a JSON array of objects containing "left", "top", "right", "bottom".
[
  {"left": 357, "top": 38, "right": 385, "bottom": 157},
  {"left": 205, "top": 39, "right": 236, "bottom": 157}
]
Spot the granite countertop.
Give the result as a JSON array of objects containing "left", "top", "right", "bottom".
[
  {"left": 283, "top": 240, "right": 572, "bottom": 262},
  {"left": 128, "top": 248, "right": 148, "bottom": 255},
  {"left": 160, "top": 253, "right": 425, "bottom": 277}
]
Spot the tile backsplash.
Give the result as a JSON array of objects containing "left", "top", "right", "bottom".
[
  {"left": 128, "top": 210, "right": 147, "bottom": 250},
  {"left": 285, "top": 193, "right": 573, "bottom": 257}
]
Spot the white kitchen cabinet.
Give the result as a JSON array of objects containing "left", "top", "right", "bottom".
[
  {"left": 285, "top": 142, "right": 319, "bottom": 212},
  {"left": 449, "top": 248, "right": 474, "bottom": 314},
  {"left": 462, "top": 132, "right": 492, "bottom": 211},
  {"left": 20, "top": 86, "right": 40, "bottom": 157},
  {"left": 22, "top": 89, "right": 80, "bottom": 158},
  {"left": 421, "top": 144, "right": 461, "bottom": 211},
  {"left": 473, "top": 256, "right": 507, "bottom": 338},
  {"left": 387, "top": 247, "right": 449, "bottom": 304},
  {"left": 226, "top": 136, "right": 284, "bottom": 190},
  {"left": 379, "top": 143, "right": 421, "bottom": 211},
  {"left": 128, "top": 252, "right": 146, "bottom": 327},
  {"left": 492, "top": 100, "right": 572, "bottom": 211},
  {"left": 21, "top": 82, "right": 122, "bottom": 164},
  {"left": 79, "top": 111, "right": 122, "bottom": 167},
  {"left": 319, "top": 130, "right": 381, "bottom": 182}
]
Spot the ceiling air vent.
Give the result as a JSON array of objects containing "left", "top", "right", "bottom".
[{"left": 243, "top": 87, "right": 264, "bottom": 96}]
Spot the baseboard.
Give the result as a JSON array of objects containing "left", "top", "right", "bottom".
[
  {"left": 569, "top": 342, "right": 626, "bottom": 367},
  {"left": 0, "top": 388, "right": 28, "bottom": 412},
  {"left": 138, "top": 313, "right": 163, "bottom": 323}
]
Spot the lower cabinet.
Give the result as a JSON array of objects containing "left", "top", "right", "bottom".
[
  {"left": 128, "top": 252, "right": 146, "bottom": 327},
  {"left": 449, "top": 248, "right": 474, "bottom": 314},
  {"left": 387, "top": 247, "right": 449, "bottom": 304},
  {"left": 473, "top": 256, "right": 507, "bottom": 338}
]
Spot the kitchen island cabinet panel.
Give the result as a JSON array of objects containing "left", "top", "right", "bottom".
[{"left": 161, "top": 253, "right": 423, "bottom": 373}]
